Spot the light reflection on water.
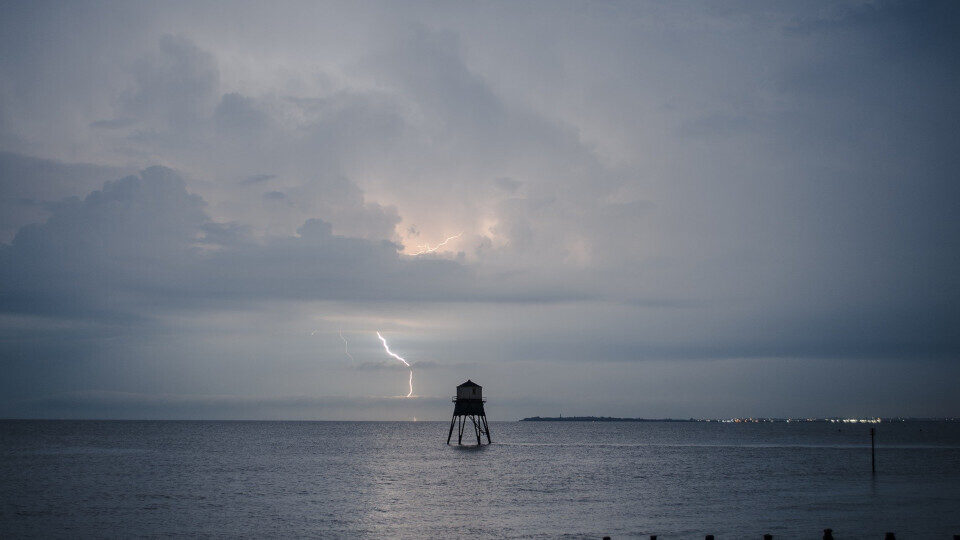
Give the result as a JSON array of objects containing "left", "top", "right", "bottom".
[{"left": 2, "top": 420, "right": 959, "bottom": 538}]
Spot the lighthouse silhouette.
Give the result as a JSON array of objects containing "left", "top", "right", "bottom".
[{"left": 447, "top": 380, "right": 491, "bottom": 445}]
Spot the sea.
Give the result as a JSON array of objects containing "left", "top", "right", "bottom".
[{"left": 2, "top": 420, "right": 959, "bottom": 538}]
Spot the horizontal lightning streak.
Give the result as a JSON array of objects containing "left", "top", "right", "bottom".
[{"left": 412, "top": 232, "right": 463, "bottom": 255}]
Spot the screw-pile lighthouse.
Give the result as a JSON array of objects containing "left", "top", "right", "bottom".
[{"left": 446, "top": 380, "right": 491, "bottom": 445}]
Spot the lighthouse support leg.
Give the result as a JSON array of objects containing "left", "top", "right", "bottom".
[
  {"left": 482, "top": 414, "right": 491, "bottom": 444},
  {"left": 472, "top": 415, "right": 481, "bottom": 445},
  {"left": 446, "top": 413, "right": 456, "bottom": 445},
  {"left": 457, "top": 415, "right": 464, "bottom": 445}
]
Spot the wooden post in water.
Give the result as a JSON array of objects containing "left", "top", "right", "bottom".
[
  {"left": 764, "top": 534, "right": 773, "bottom": 539},
  {"left": 871, "top": 427, "right": 876, "bottom": 474}
]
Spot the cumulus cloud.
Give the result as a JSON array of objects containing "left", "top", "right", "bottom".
[
  {"left": 0, "top": 167, "right": 468, "bottom": 318},
  {"left": 0, "top": 165, "right": 597, "bottom": 325},
  {"left": 123, "top": 34, "right": 221, "bottom": 132},
  {"left": 1, "top": 167, "right": 206, "bottom": 318},
  {"left": 0, "top": 152, "right": 134, "bottom": 242}
]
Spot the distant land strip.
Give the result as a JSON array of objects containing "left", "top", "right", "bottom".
[{"left": 522, "top": 416, "right": 694, "bottom": 422}]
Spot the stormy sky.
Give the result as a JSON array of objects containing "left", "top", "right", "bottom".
[{"left": 1, "top": 1, "right": 958, "bottom": 420}]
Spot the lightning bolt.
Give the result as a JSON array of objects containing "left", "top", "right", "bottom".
[
  {"left": 376, "top": 331, "right": 413, "bottom": 397},
  {"left": 338, "top": 328, "right": 354, "bottom": 362},
  {"left": 411, "top": 232, "right": 463, "bottom": 255}
]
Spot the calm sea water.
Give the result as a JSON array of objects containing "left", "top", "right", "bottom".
[{"left": 2, "top": 420, "right": 959, "bottom": 538}]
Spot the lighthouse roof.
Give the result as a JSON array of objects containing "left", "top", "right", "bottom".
[{"left": 457, "top": 379, "right": 481, "bottom": 388}]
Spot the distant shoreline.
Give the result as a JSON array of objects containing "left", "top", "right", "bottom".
[{"left": 522, "top": 416, "right": 695, "bottom": 422}]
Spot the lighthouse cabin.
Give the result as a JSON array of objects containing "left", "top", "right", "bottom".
[{"left": 456, "top": 380, "right": 482, "bottom": 401}]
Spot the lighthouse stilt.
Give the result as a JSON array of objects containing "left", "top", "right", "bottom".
[{"left": 446, "top": 414, "right": 456, "bottom": 445}]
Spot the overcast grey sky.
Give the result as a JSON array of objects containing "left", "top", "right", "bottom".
[{"left": 1, "top": 0, "right": 958, "bottom": 420}]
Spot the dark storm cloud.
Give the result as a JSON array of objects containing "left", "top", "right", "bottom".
[
  {"left": 0, "top": 152, "right": 134, "bottom": 243},
  {"left": 0, "top": 167, "right": 206, "bottom": 318},
  {"left": 0, "top": 167, "right": 592, "bottom": 323}
]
